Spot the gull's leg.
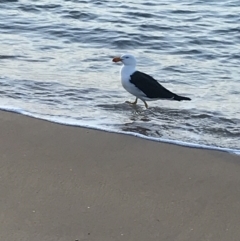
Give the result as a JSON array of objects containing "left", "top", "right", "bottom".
[
  {"left": 132, "top": 97, "right": 138, "bottom": 105},
  {"left": 126, "top": 97, "right": 138, "bottom": 105},
  {"left": 143, "top": 100, "right": 148, "bottom": 108}
]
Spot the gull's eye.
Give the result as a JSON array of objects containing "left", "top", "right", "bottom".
[{"left": 125, "top": 56, "right": 129, "bottom": 59}]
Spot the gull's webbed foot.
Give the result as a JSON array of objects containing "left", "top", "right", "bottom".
[{"left": 125, "top": 97, "right": 138, "bottom": 105}]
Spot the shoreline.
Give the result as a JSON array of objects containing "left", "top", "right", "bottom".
[
  {"left": 1, "top": 110, "right": 240, "bottom": 241},
  {"left": 1, "top": 108, "right": 239, "bottom": 155}
]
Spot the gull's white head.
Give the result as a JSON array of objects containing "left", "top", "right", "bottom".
[{"left": 112, "top": 54, "right": 136, "bottom": 67}]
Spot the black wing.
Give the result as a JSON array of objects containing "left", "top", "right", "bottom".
[{"left": 130, "top": 71, "right": 176, "bottom": 99}]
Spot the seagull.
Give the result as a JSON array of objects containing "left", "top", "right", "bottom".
[{"left": 112, "top": 54, "right": 191, "bottom": 108}]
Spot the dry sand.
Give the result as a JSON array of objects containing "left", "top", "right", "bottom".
[{"left": 1, "top": 110, "right": 240, "bottom": 241}]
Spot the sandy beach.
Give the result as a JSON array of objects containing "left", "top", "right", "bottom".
[{"left": 0, "top": 110, "right": 240, "bottom": 241}]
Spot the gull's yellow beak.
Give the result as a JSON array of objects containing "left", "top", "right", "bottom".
[{"left": 112, "top": 57, "right": 122, "bottom": 62}]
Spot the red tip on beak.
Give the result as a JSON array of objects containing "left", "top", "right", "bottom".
[{"left": 112, "top": 57, "right": 122, "bottom": 62}]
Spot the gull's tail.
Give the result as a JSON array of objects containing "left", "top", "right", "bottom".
[{"left": 173, "top": 94, "right": 191, "bottom": 101}]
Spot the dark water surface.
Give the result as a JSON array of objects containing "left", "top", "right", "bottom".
[{"left": 0, "top": 0, "right": 240, "bottom": 152}]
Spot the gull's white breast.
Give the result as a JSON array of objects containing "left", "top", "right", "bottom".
[{"left": 120, "top": 66, "right": 146, "bottom": 98}]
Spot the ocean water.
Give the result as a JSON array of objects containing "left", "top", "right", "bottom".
[{"left": 0, "top": 0, "right": 240, "bottom": 154}]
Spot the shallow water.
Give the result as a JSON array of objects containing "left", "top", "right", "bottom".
[{"left": 0, "top": 0, "right": 240, "bottom": 152}]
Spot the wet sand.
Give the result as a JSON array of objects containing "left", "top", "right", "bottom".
[{"left": 1, "top": 110, "right": 240, "bottom": 241}]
